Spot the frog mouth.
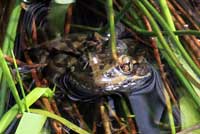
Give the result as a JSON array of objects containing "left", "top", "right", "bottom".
[
  {"left": 61, "top": 63, "right": 152, "bottom": 101},
  {"left": 103, "top": 72, "right": 152, "bottom": 91}
]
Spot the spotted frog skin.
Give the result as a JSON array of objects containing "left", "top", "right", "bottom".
[
  {"left": 31, "top": 33, "right": 179, "bottom": 134},
  {"left": 70, "top": 52, "right": 151, "bottom": 93},
  {"left": 28, "top": 33, "right": 151, "bottom": 99}
]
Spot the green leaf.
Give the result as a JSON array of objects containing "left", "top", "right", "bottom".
[
  {"left": 0, "top": 87, "right": 53, "bottom": 133},
  {"left": 48, "top": 0, "right": 74, "bottom": 35},
  {"left": 0, "top": 2, "right": 22, "bottom": 117},
  {"left": 15, "top": 112, "right": 47, "bottom": 134},
  {"left": 30, "top": 109, "right": 90, "bottom": 134},
  {"left": 180, "top": 91, "right": 200, "bottom": 134},
  {"left": 0, "top": 48, "right": 23, "bottom": 112}
]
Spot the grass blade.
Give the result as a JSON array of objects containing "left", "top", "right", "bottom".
[
  {"left": 0, "top": 1, "right": 21, "bottom": 117},
  {"left": 0, "top": 87, "right": 53, "bottom": 133},
  {"left": 11, "top": 51, "right": 29, "bottom": 112},
  {"left": 141, "top": 0, "right": 200, "bottom": 77},
  {"left": 0, "top": 48, "right": 23, "bottom": 112},
  {"left": 107, "top": 0, "right": 117, "bottom": 60},
  {"left": 30, "top": 109, "right": 90, "bottom": 134}
]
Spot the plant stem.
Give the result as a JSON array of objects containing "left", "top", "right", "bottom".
[
  {"left": 30, "top": 108, "right": 90, "bottom": 134},
  {"left": 135, "top": 0, "right": 200, "bottom": 107},
  {"left": 164, "top": 89, "right": 176, "bottom": 134},
  {"left": 107, "top": 0, "right": 117, "bottom": 60},
  {"left": 11, "top": 51, "right": 29, "bottom": 112},
  {"left": 0, "top": 87, "right": 53, "bottom": 133},
  {"left": 2, "top": 3, "right": 21, "bottom": 55},
  {"left": 157, "top": 40, "right": 200, "bottom": 107},
  {"left": 100, "top": 103, "right": 112, "bottom": 134},
  {"left": 0, "top": 79, "right": 8, "bottom": 117},
  {"left": 101, "top": 0, "right": 132, "bottom": 33},
  {"left": 0, "top": 0, "right": 21, "bottom": 117},
  {"left": 123, "top": 18, "right": 200, "bottom": 36},
  {"left": 159, "top": 0, "right": 176, "bottom": 31},
  {"left": 0, "top": 48, "right": 23, "bottom": 112},
  {"left": 119, "top": 0, "right": 146, "bottom": 29},
  {"left": 135, "top": 0, "right": 200, "bottom": 88},
  {"left": 158, "top": 2, "right": 178, "bottom": 132},
  {"left": 120, "top": 97, "right": 137, "bottom": 134},
  {"left": 71, "top": 24, "right": 101, "bottom": 31},
  {"left": 141, "top": 0, "right": 200, "bottom": 77}
]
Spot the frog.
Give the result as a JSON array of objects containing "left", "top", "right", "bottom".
[
  {"left": 27, "top": 32, "right": 180, "bottom": 134},
  {"left": 28, "top": 32, "right": 151, "bottom": 100}
]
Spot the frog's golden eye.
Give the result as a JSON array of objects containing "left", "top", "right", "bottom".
[{"left": 118, "top": 55, "right": 133, "bottom": 74}]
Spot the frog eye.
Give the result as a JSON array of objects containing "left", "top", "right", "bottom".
[{"left": 118, "top": 55, "right": 133, "bottom": 74}]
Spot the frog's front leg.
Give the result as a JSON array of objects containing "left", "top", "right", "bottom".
[{"left": 43, "top": 53, "right": 78, "bottom": 84}]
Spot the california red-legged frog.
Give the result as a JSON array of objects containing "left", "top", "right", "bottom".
[{"left": 28, "top": 33, "right": 151, "bottom": 98}]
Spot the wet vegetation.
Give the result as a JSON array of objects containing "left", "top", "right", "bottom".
[{"left": 0, "top": 0, "right": 200, "bottom": 134}]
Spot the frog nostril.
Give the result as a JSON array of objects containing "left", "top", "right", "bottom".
[{"left": 104, "top": 71, "right": 115, "bottom": 78}]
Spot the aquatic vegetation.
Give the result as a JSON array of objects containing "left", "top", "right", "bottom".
[{"left": 0, "top": 0, "right": 200, "bottom": 133}]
